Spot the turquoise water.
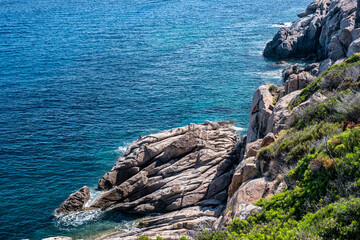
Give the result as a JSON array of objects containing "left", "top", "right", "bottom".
[{"left": 0, "top": 0, "right": 312, "bottom": 239}]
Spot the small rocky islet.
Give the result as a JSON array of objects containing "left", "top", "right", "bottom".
[{"left": 53, "top": 0, "right": 360, "bottom": 239}]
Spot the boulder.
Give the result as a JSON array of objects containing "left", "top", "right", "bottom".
[
  {"left": 233, "top": 203, "right": 263, "bottom": 220},
  {"left": 244, "top": 139, "right": 262, "bottom": 159},
  {"left": 284, "top": 71, "right": 316, "bottom": 94},
  {"left": 318, "top": 58, "right": 333, "bottom": 74},
  {"left": 247, "top": 85, "right": 274, "bottom": 143},
  {"left": 228, "top": 157, "right": 260, "bottom": 198},
  {"left": 347, "top": 38, "right": 360, "bottom": 57},
  {"left": 266, "top": 90, "right": 301, "bottom": 134},
  {"left": 261, "top": 132, "right": 276, "bottom": 148},
  {"left": 54, "top": 186, "right": 90, "bottom": 215},
  {"left": 215, "top": 177, "right": 272, "bottom": 228}
]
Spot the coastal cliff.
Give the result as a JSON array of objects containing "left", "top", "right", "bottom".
[{"left": 53, "top": 0, "right": 360, "bottom": 239}]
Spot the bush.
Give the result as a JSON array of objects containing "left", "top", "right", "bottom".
[
  {"left": 258, "top": 122, "right": 341, "bottom": 166},
  {"left": 289, "top": 90, "right": 353, "bottom": 129},
  {"left": 289, "top": 53, "right": 360, "bottom": 109},
  {"left": 289, "top": 77, "right": 321, "bottom": 109}
]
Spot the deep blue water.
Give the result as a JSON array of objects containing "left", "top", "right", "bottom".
[{"left": 0, "top": 0, "right": 312, "bottom": 239}]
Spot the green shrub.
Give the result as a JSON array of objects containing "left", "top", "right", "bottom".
[
  {"left": 289, "top": 77, "right": 321, "bottom": 109},
  {"left": 136, "top": 237, "right": 153, "bottom": 240},
  {"left": 258, "top": 122, "right": 341, "bottom": 168},
  {"left": 289, "top": 53, "right": 360, "bottom": 110},
  {"left": 197, "top": 230, "right": 229, "bottom": 240}
]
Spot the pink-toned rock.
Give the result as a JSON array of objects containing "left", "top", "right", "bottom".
[
  {"left": 247, "top": 85, "right": 274, "bottom": 143},
  {"left": 266, "top": 90, "right": 301, "bottom": 134},
  {"left": 215, "top": 177, "right": 270, "bottom": 228},
  {"left": 244, "top": 139, "right": 262, "bottom": 159},
  {"left": 261, "top": 132, "right": 276, "bottom": 148},
  {"left": 285, "top": 71, "right": 316, "bottom": 94},
  {"left": 228, "top": 157, "right": 260, "bottom": 198}
]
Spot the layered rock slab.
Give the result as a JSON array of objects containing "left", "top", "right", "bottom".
[
  {"left": 57, "top": 121, "right": 242, "bottom": 239},
  {"left": 90, "top": 121, "right": 240, "bottom": 214}
]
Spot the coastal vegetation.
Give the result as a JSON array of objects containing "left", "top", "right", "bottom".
[
  {"left": 196, "top": 55, "right": 360, "bottom": 239},
  {"left": 135, "top": 54, "right": 360, "bottom": 240}
]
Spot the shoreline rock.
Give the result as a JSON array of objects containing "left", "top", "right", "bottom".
[
  {"left": 55, "top": 186, "right": 90, "bottom": 215},
  {"left": 57, "top": 121, "right": 243, "bottom": 239}
]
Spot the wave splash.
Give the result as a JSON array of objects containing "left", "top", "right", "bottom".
[
  {"left": 272, "top": 22, "right": 292, "bottom": 28},
  {"left": 54, "top": 209, "right": 103, "bottom": 229},
  {"left": 54, "top": 188, "right": 104, "bottom": 229}
]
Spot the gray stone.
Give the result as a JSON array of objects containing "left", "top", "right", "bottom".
[
  {"left": 247, "top": 85, "right": 274, "bottom": 143},
  {"left": 54, "top": 186, "right": 90, "bottom": 215}
]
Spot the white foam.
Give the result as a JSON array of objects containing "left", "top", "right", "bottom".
[
  {"left": 85, "top": 187, "right": 103, "bottom": 208},
  {"left": 115, "top": 145, "right": 128, "bottom": 154},
  {"left": 272, "top": 22, "right": 292, "bottom": 28},
  {"left": 261, "top": 69, "right": 283, "bottom": 80},
  {"left": 54, "top": 209, "right": 103, "bottom": 228},
  {"left": 230, "top": 126, "right": 246, "bottom": 132}
]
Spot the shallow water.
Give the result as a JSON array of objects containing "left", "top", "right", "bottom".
[{"left": 0, "top": 0, "right": 311, "bottom": 239}]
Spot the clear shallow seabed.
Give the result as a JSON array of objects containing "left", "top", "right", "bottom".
[{"left": 0, "top": 0, "right": 312, "bottom": 239}]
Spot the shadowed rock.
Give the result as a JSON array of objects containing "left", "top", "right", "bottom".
[
  {"left": 54, "top": 186, "right": 90, "bottom": 215},
  {"left": 264, "top": 0, "right": 356, "bottom": 61}
]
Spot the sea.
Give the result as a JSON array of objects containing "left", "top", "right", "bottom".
[{"left": 0, "top": 0, "right": 312, "bottom": 239}]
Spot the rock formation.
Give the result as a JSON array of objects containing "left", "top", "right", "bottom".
[
  {"left": 262, "top": 0, "right": 360, "bottom": 101},
  {"left": 57, "top": 121, "right": 243, "bottom": 239},
  {"left": 55, "top": 186, "right": 90, "bottom": 215},
  {"left": 264, "top": 0, "right": 356, "bottom": 61}
]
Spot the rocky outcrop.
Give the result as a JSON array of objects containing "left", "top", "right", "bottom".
[
  {"left": 266, "top": 90, "right": 301, "bottom": 134},
  {"left": 263, "top": 0, "right": 357, "bottom": 61},
  {"left": 216, "top": 176, "right": 286, "bottom": 228},
  {"left": 100, "top": 206, "right": 223, "bottom": 240},
  {"left": 57, "top": 121, "right": 243, "bottom": 239},
  {"left": 54, "top": 186, "right": 90, "bottom": 215},
  {"left": 247, "top": 84, "right": 274, "bottom": 143}
]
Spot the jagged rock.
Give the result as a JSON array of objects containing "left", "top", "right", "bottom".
[
  {"left": 282, "top": 64, "right": 299, "bottom": 82},
  {"left": 58, "top": 121, "right": 243, "bottom": 239},
  {"left": 292, "top": 92, "right": 327, "bottom": 117},
  {"left": 233, "top": 203, "right": 263, "bottom": 220},
  {"left": 244, "top": 139, "right": 262, "bottom": 159},
  {"left": 261, "top": 132, "right": 276, "bottom": 147},
  {"left": 247, "top": 85, "right": 274, "bottom": 143},
  {"left": 54, "top": 186, "right": 90, "bottom": 215},
  {"left": 99, "top": 206, "right": 222, "bottom": 240},
  {"left": 228, "top": 157, "right": 260, "bottom": 198},
  {"left": 285, "top": 71, "right": 317, "bottom": 94},
  {"left": 305, "top": 62, "right": 320, "bottom": 76},
  {"left": 266, "top": 90, "right": 302, "bottom": 134},
  {"left": 264, "top": 0, "right": 356, "bottom": 62},
  {"left": 215, "top": 177, "right": 273, "bottom": 228}
]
